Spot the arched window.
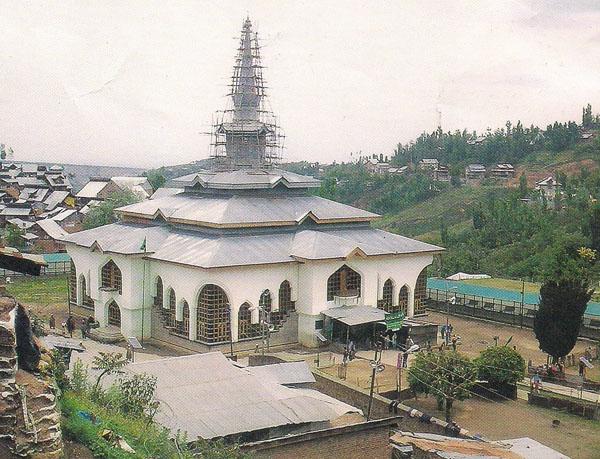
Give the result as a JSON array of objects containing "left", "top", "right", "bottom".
[
  {"left": 80, "top": 275, "right": 93, "bottom": 309},
  {"left": 398, "top": 285, "right": 409, "bottom": 315},
  {"left": 101, "top": 260, "right": 122, "bottom": 294},
  {"left": 414, "top": 268, "right": 428, "bottom": 315},
  {"left": 379, "top": 279, "right": 395, "bottom": 312},
  {"left": 327, "top": 265, "right": 361, "bottom": 301},
  {"left": 196, "top": 284, "right": 230, "bottom": 343},
  {"left": 238, "top": 302, "right": 261, "bottom": 340},
  {"left": 69, "top": 260, "right": 77, "bottom": 303},
  {"left": 166, "top": 288, "right": 176, "bottom": 328},
  {"left": 154, "top": 277, "right": 163, "bottom": 308},
  {"left": 107, "top": 301, "right": 121, "bottom": 327},
  {"left": 259, "top": 290, "right": 272, "bottom": 313},
  {"left": 278, "top": 281, "right": 294, "bottom": 314},
  {"left": 176, "top": 300, "right": 189, "bottom": 337}
]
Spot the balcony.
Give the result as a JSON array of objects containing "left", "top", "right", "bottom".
[{"left": 333, "top": 290, "right": 360, "bottom": 306}]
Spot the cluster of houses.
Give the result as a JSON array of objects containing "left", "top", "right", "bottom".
[{"left": 0, "top": 162, "right": 152, "bottom": 252}]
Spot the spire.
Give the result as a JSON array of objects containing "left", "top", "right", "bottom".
[{"left": 210, "top": 17, "right": 283, "bottom": 170}]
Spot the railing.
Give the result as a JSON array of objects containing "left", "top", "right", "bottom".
[
  {"left": 426, "top": 287, "right": 600, "bottom": 340},
  {"left": 334, "top": 293, "right": 360, "bottom": 306}
]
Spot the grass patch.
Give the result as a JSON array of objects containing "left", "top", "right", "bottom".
[
  {"left": 60, "top": 391, "right": 247, "bottom": 458},
  {"left": 5, "top": 275, "right": 68, "bottom": 304}
]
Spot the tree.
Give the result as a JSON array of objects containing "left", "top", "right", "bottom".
[
  {"left": 407, "top": 351, "right": 477, "bottom": 422},
  {"left": 91, "top": 351, "right": 128, "bottom": 393},
  {"left": 518, "top": 173, "right": 528, "bottom": 198},
  {"left": 440, "top": 221, "right": 449, "bottom": 246},
  {"left": 590, "top": 205, "right": 600, "bottom": 254},
  {"left": 475, "top": 346, "right": 525, "bottom": 387},
  {"left": 145, "top": 168, "right": 167, "bottom": 191},
  {"left": 534, "top": 279, "right": 593, "bottom": 362},
  {"left": 4, "top": 224, "right": 25, "bottom": 249},
  {"left": 82, "top": 190, "right": 140, "bottom": 230}
]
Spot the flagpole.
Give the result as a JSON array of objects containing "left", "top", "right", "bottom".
[{"left": 141, "top": 237, "right": 147, "bottom": 346}]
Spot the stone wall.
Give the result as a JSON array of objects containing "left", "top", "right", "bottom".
[{"left": 0, "top": 295, "right": 63, "bottom": 458}]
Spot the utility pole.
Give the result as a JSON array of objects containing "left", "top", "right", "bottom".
[
  {"left": 520, "top": 278, "right": 525, "bottom": 329},
  {"left": 367, "top": 340, "right": 384, "bottom": 421}
]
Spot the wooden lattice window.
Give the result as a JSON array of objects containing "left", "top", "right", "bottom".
[
  {"left": 414, "top": 268, "right": 427, "bottom": 315},
  {"left": 166, "top": 289, "right": 176, "bottom": 328},
  {"left": 80, "top": 275, "right": 94, "bottom": 309},
  {"left": 379, "top": 279, "right": 395, "bottom": 312},
  {"left": 327, "top": 265, "right": 361, "bottom": 301},
  {"left": 108, "top": 301, "right": 121, "bottom": 327},
  {"left": 69, "top": 261, "right": 77, "bottom": 303},
  {"left": 101, "top": 260, "right": 122, "bottom": 294},
  {"left": 398, "top": 285, "right": 409, "bottom": 315},
  {"left": 196, "top": 284, "right": 231, "bottom": 344},
  {"left": 154, "top": 277, "right": 163, "bottom": 308},
  {"left": 278, "top": 281, "right": 294, "bottom": 314},
  {"left": 238, "top": 302, "right": 261, "bottom": 340},
  {"left": 176, "top": 300, "right": 189, "bottom": 337},
  {"left": 259, "top": 290, "right": 272, "bottom": 313}
]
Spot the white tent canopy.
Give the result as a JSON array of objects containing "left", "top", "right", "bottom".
[{"left": 446, "top": 272, "right": 491, "bottom": 281}]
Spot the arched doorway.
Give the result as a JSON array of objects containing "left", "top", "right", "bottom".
[
  {"left": 79, "top": 275, "right": 93, "bottom": 309},
  {"left": 101, "top": 260, "right": 122, "bottom": 294},
  {"left": 379, "top": 278, "right": 395, "bottom": 312},
  {"left": 166, "top": 288, "right": 176, "bottom": 328},
  {"left": 176, "top": 300, "right": 189, "bottom": 337},
  {"left": 238, "top": 302, "right": 260, "bottom": 340},
  {"left": 398, "top": 285, "right": 409, "bottom": 316},
  {"left": 107, "top": 301, "right": 121, "bottom": 327},
  {"left": 414, "top": 268, "right": 428, "bottom": 315},
  {"left": 154, "top": 277, "right": 164, "bottom": 308},
  {"left": 196, "top": 284, "right": 231, "bottom": 343}
]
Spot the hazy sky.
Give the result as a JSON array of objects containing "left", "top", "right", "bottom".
[{"left": 1, "top": 1, "right": 600, "bottom": 168}]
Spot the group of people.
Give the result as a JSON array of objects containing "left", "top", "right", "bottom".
[
  {"left": 440, "top": 323, "right": 460, "bottom": 351},
  {"left": 48, "top": 313, "right": 98, "bottom": 339}
]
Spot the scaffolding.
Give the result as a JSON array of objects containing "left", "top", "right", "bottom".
[{"left": 210, "top": 17, "right": 284, "bottom": 170}]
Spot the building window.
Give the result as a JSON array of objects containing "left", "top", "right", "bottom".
[
  {"left": 398, "top": 285, "right": 409, "bottom": 315},
  {"left": 154, "top": 277, "right": 163, "bottom": 308},
  {"left": 278, "top": 280, "right": 295, "bottom": 314},
  {"left": 166, "top": 288, "right": 176, "bottom": 329},
  {"left": 414, "top": 268, "right": 427, "bottom": 315},
  {"left": 379, "top": 279, "right": 395, "bottom": 312},
  {"left": 101, "top": 260, "right": 122, "bottom": 294},
  {"left": 79, "top": 275, "right": 94, "bottom": 309},
  {"left": 196, "top": 284, "right": 231, "bottom": 344},
  {"left": 327, "top": 265, "right": 361, "bottom": 301},
  {"left": 176, "top": 300, "right": 189, "bottom": 337},
  {"left": 69, "top": 261, "right": 77, "bottom": 303},
  {"left": 238, "top": 302, "right": 261, "bottom": 340},
  {"left": 107, "top": 301, "right": 121, "bottom": 327}
]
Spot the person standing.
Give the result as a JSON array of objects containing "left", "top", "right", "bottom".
[
  {"left": 579, "top": 359, "right": 586, "bottom": 379},
  {"left": 451, "top": 335, "right": 458, "bottom": 352},
  {"left": 65, "top": 315, "right": 74, "bottom": 338},
  {"left": 440, "top": 325, "right": 446, "bottom": 342},
  {"left": 48, "top": 314, "right": 56, "bottom": 330}
]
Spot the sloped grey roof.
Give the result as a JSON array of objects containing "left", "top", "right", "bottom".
[
  {"left": 116, "top": 193, "right": 378, "bottom": 227},
  {"left": 171, "top": 168, "right": 320, "bottom": 190},
  {"left": 44, "top": 191, "right": 70, "bottom": 211},
  {"left": 322, "top": 305, "right": 385, "bottom": 326},
  {"left": 151, "top": 187, "right": 184, "bottom": 200},
  {"left": 61, "top": 223, "right": 442, "bottom": 268},
  {"left": 76, "top": 180, "right": 109, "bottom": 198},
  {"left": 246, "top": 361, "right": 316, "bottom": 385},
  {"left": 119, "top": 352, "right": 360, "bottom": 439},
  {"left": 0, "top": 207, "right": 32, "bottom": 216},
  {"left": 35, "top": 219, "right": 69, "bottom": 240}
]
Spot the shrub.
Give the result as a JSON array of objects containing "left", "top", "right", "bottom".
[{"left": 475, "top": 346, "right": 526, "bottom": 387}]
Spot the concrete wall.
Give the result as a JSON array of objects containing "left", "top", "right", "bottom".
[{"left": 67, "top": 242, "right": 433, "bottom": 348}]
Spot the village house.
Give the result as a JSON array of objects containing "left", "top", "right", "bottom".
[
  {"left": 465, "top": 163, "right": 486, "bottom": 181},
  {"left": 431, "top": 165, "right": 450, "bottom": 182},
  {"left": 489, "top": 163, "right": 515, "bottom": 179},
  {"left": 62, "top": 18, "right": 442, "bottom": 351},
  {"left": 418, "top": 158, "right": 439, "bottom": 171},
  {"left": 75, "top": 176, "right": 152, "bottom": 205},
  {"left": 535, "top": 176, "right": 560, "bottom": 206}
]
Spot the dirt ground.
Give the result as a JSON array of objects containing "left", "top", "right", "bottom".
[{"left": 408, "top": 395, "right": 600, "bottom": 459}]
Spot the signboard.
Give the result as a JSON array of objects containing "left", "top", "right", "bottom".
[
  {"left": 127, "top": 337, "right": 143, "bottom": 350},
  {"left": 385, "top": 311, "right": 405, "bottom": 331}
]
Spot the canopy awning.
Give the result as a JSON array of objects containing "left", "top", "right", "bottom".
[{"left": 322, "top": 305, "right": 385, "bottom": 326}]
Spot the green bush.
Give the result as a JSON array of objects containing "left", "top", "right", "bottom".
[{"left": 475, "top": 346, "right": 526, "bottom": 387}]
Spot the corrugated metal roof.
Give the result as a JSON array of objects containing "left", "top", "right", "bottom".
[
  {"left": 62, "top": 223, "right": 442, "bottom": 268},
  {"left": 35, "top": 219, "right": 69, "bottom": 240},
  {"left": 171, "top": 168, "right": 320, "bottom": 190},
  {"left": 246, "top": 361, "right": 316, "bottom": 385},
  {"left": 120, "top": 352, "right": 360, "bottom": 440},
  {"left": 76, "top": 180, "right": 109, "bottom": 198},
  {"left": 44, "top": 191, "right": 70, "bottom": 211},
  {"left": 322, "top": 305, "right": 385, "bottom": 326},
  {"left": 116, "top": 193, "right": 378, "bottom": 227}
]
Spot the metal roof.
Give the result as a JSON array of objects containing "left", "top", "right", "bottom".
[
  {"left": 171, "top": 168, "right": 320, "bottom": 190},
  {"left": 51, "top": 208, "right": 78, "bottom": 222},
  {"left": 35, "top": 219, "right": 69, "bottom": 240},
  {"left": 246, "top": 361, "right": 316, "bottom": 385},
  {"left": 120, "top": 352, "right": 360, "bottom": 440},
  {"left": 61, "top": 223, "right": 442, "bottom": 268},
  {"left": 44, "top": 190, "right": 70, "bottom": 211},
  {"left": 116, "top": 193, "right": 378, "bottom": 228},
  {"left": 322, "top": 305, "right": 385, "bottom": 326},
  {"left": 151, "top": 187, "right": 184, "bottom": 200},
  {"left": 76, "top": 180, "right": 109, "bottom": 198}
]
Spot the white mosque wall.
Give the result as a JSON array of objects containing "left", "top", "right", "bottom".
[{"left": 67, "top": 244, "right": 434, "bottom": 347}]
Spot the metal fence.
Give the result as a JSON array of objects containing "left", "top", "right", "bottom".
[
  {"left": 427, "top": 287, "right": 600, "bottom": 341},
  {"left": 0, "top": 259, "right": 71, "bottom": 278}
]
